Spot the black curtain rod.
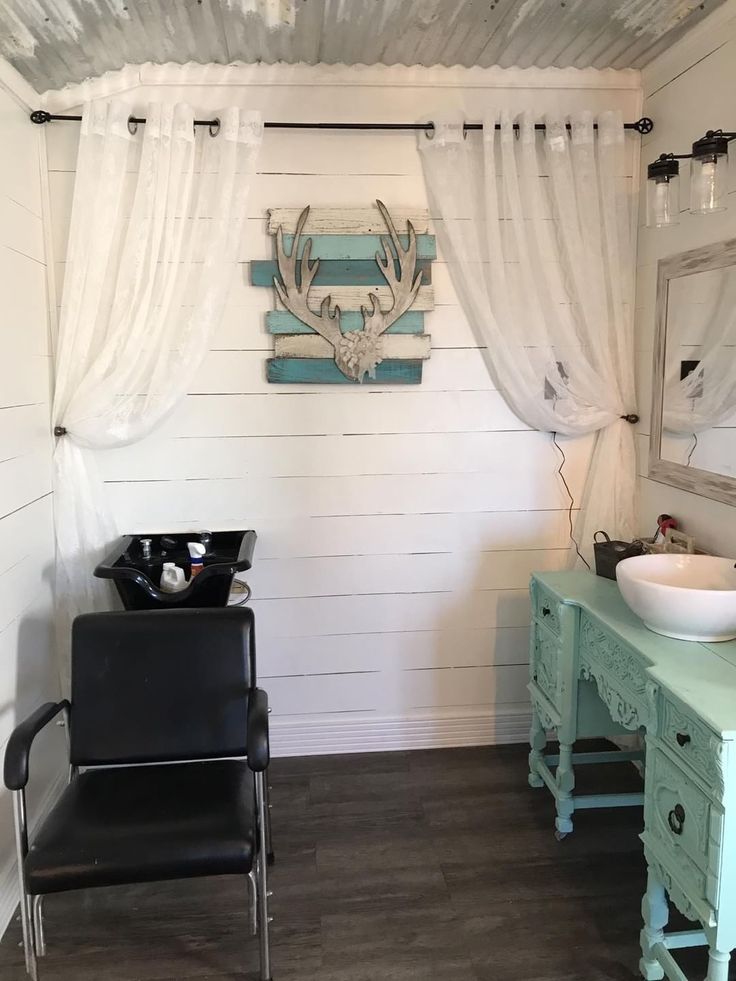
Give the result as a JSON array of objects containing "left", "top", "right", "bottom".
[{"left": 30, "top": 110, "right": 654, "bottom": 135}]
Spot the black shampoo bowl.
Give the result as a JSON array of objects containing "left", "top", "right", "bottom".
[{"left": 94, "top": 530, "right": 256, "bottom": 610}]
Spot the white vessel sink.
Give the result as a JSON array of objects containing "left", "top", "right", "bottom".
[{"left": 616, "top": 554, "right": 736, "bottom": 642}]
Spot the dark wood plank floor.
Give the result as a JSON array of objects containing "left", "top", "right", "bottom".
[{"left": 0, "top": 743, "right": 725, "bottom": 980}]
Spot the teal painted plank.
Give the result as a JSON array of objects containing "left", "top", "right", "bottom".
[
  {"left": 267, "top": 358, "right": 423, "bottom": 384},
  {"left": 251, "top": 258, "right": 432, "bottom": 287},
  {"left": 279, "top": 233, "right": 436, "bottom": 261},
  {"left": 265, "top": 310, "right": 424, "bottom": 335}
]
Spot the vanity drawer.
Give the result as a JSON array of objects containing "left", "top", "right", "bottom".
[
  {"left": 643, "top": 745, "right": 723, "bottom": 914},
  {"left": 532, "top": 583, "right": 561, "bottom": 637},
  {"left": 578, "top": 612, "right": 653, "bottom": 731},
  {"left": 660, "top": 693, "right": 723, "bottom": 795},
  {"left": 531, "top": 621, "right": 562, "bottom": 709}
]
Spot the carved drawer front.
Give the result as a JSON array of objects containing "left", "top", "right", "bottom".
[
  {"left": 660, "top": 694, "right": 724, "bottom": 797},
  {"left": 533, "top": 583, "right": 561, "bottom": 637},
  {"left": 531, "top": 621, "right": 561, "bottom": 711},
  {"left": 644, "top": 746, "right": 723, "bottom": 915},
  {"left": 578, "top": 612, "right": 653, "bottom": 731}
]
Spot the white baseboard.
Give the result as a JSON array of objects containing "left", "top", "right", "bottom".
[
  {"left": 0, "top": 772, "right": 67, "bottom": 942},
  {"left": 269, "top": 706, "right": 532, "bottom": 757}
]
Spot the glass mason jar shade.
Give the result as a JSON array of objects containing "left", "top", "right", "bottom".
[
  {"left": 647, "top": 157, "right": 680, "bottom": 228},
  {"left": 690, "top": 133, "right": 729, "bottom": 214}
]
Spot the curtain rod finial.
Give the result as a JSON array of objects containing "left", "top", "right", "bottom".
[
  {"left": 30, "top": 110, "right": 51, "bottom": 125},
  {"left": 634, "top": 117, "right": 654, "bottom": 135}
]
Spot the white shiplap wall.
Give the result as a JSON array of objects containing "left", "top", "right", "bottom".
[
  {"left": 44, "top": 64, "right": 641, "bottom": 755},
  {"left": 0, "top": 65, "right": 64, "bottom": 937},
  {"left": 636, "top": 0, "right": 736, "bottom": 556}
]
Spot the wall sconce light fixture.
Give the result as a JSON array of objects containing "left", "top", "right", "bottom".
[{"left": 647, "top": 129, "right": 735, "bottom": 228}]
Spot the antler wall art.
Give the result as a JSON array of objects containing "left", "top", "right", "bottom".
[{"left": 251, "top": 200, "right": 435, "bottom": 384}]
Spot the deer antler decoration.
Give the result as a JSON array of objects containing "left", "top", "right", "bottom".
[{"left": 273, "top": 200, "right": 423, "bottom": 382}]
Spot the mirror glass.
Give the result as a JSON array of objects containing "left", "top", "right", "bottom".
[
  {"left": 650, "top": 239, "right": 736, "bottom": 507},
  {"left": 660, "top": 265, "right": 736, "bottom": 480}
]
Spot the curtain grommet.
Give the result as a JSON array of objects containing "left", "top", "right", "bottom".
[
  {"left": 209, "top": 118, "right": 221, "bottom": 137},
  {"left": 127, "top": 116, "right": 139, "bottom": 136}
]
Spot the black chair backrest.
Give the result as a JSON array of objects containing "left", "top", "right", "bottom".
[{"left": 70, "top": 608, "right": 255, "bottom": 767}]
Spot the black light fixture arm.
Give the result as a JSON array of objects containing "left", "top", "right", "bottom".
[{"left": 29, "top": 109, "right": 654, "bottom": 136}]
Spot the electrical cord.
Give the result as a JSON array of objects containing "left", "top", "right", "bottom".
[
  {"left": 686, "top": 433, "right": 698, "bottom": 467},
  {"left": 552, "top": 432, "right": 591, "bottom": 571}
]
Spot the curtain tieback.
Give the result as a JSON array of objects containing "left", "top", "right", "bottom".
[
  {"left": 54, "top": 426, "right": 68, "bottom": 437},
  {"left": 620, "top": 414, "right": 639, "bottom": 424}
]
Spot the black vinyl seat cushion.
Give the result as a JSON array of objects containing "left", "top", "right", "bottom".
[{"left": 25, "top": 760, "right": 255, "bottom": 896}]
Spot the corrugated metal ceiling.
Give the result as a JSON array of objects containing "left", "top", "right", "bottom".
[{"left": 0, "top": 0, "right": 725, "bottom": 94}]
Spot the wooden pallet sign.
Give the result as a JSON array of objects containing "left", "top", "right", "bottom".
[{"left": 253, "top": 201, "right": 434, "bottom": 384}]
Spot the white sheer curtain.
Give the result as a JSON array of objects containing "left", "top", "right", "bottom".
[
  {"left": 52, "top": 100, "right": 262, "bottom": 646},
  {"left": 418, "top": 111, "right": 637, "bottom": 564}
]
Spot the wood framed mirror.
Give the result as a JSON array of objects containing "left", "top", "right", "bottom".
[{"left": 649, "top": 238, "right": 736, "bottom": 507}]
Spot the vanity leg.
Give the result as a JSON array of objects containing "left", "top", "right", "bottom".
[
  {"left": 528, "top": 706, "right": 546, "bottom": 788},
  {"left": 554, "top": 741, "right": 575, "bottom": 838},
  {"left": 706, "top": 948, "right": 730, "bottom": 981},
  {"left": 639, "top": 869, "right": 667, "bottom": 980}
]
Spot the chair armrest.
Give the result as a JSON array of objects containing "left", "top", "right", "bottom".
[
  {"left": 4, "top": 700, "right": 70, "bottom": 791},
  {"left": 247, "top": 688, "right": 270, "bottom": 772}
]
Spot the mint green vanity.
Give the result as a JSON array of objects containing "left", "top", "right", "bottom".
[{"left": 529, "top": 571, "right": 736, "bottom": 981}]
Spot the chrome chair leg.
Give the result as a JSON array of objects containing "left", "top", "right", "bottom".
[
  {"left": 255, "top": 770, "right": 272, "bottom": 981},
  {"left": 247, "top": 870, "right": 257, "bottom": 937},
  {"left": 264, "top": 773, "right": 274, "bottom": 865},
  {"left": 32, "top": 895, "right": 46, "bottom": 957},
  {"left": 13, "top": 792, "right": 38, "bottom": 979}
]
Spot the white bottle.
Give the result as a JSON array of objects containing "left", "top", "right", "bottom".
[
  {"left": 187, "top": 541, "right": 207, "bottom": 578},
  {"left": 160, "top": 562, "right": 187, "bottom": 593}
]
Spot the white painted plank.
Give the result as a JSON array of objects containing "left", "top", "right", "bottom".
[
  {"left": 249, "top": 588, "right": 531, "bottom": 640},
  {"left": 272, "top": 333, "right": 432, "bottom": 360},
  {"left": 0, "top": 405, "right": 51, "bottom": 461},
  {"left": 0, "top": 453, "right": 52, "bottom": 520},
  {"left": 127, "top": 509, "right": 574, "bottom": 559},
  {"left": 257, "top": 626, "right": 530, "bottom": 677},
  {"left": 0, "top": 197, "right": 44, "bottom": 265},
  {"left": 106, "top": 468, "right": 580, "bottom": 527},
  {"left": 246, "top": 548, "right": 566, "bottom": 599},
  {"left": 265, "top": 671, "right": 382, "bottom": 716},
  {"left": 265, "top": 663, "right": 529, "bottom": 717},
  {"left": 0, "top": 496, "right": 54, "bottom": 580},
  {"left": 267, "top": 207, "right": 429, "bottom": 235},
  {"left": 274, "top": 284, "right": 435, "bottom": 313},
  {"left": 153, "top": 390, "right": 527, "bottom": 438},
  {"left": 0, "top": 247, "right": 50, "bottom": 358},
  {"left": 0, "top": 542, "right": 54, "bottom": 637},
  {"left": 98, "top": 430, "right": 591, "bottom": 481},
  {"left": 0, "top": 89, "right": 42, "bottom": 218},
  {"left": 0, "top": 355, "right": 51, "bottom": 410},
  {"left": 381, "top": 664, "right": 530, "bottom": 712}
]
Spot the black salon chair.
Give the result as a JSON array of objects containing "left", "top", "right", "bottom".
[{"left": 4, "top": 607, "right": 273, "bottom": 981}]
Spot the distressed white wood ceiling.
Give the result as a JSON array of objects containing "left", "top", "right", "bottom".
[{"left": 0, "top": 0, "right": 726, "bottom": 94}]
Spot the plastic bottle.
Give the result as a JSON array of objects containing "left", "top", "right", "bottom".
[
  {"left": 188, "top": 541, "right": 206, "bottom": 578},
  {"left": 160, "top": 562, "right": 187, "bottom": 593}
]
